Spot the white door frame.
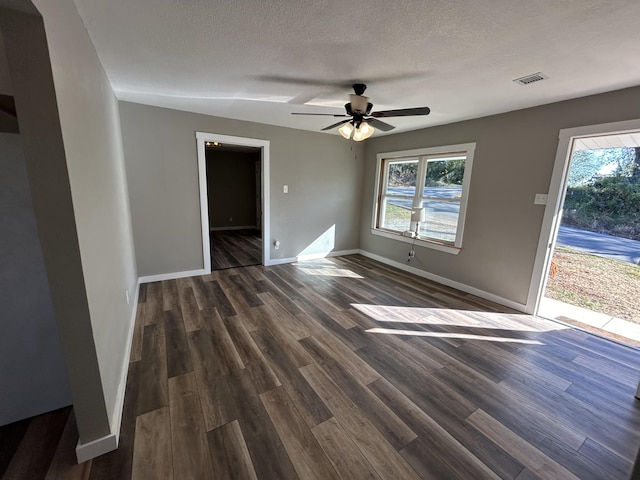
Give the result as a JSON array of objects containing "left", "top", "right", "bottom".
[
  {"left": 195, "top": 132, "right": 270, "bottom": 272},
  {"left": 525, "top": 118, "right": 640, "bottom": 314}
]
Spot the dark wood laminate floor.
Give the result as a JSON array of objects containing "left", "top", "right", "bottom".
[
  {"left": 210, "top": 229, "right": 261, "bottom": 270},
  {"left": 2, "top": 254, "right": 640, "bottom": 479}
]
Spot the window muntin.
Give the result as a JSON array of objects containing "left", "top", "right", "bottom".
[{"left": 374, "top": 145, "right": 474, "bottom": 250}]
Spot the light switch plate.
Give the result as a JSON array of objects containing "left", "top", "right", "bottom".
[
  {"left": 283, "top": 185, "right": 288, "bottom": 194},
  {"left": 534, "top": 193, "right": 548, "bottom": 205}
]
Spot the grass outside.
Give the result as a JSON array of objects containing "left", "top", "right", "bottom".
[{"left": 545, "top": 246, "right": 640, "bottom": 324}]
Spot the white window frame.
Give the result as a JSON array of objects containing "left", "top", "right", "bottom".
[{"left": 371, "top": 143, "right": 475, "bottom": 254}]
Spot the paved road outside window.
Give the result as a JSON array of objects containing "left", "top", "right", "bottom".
[{"left": 557, "top": 225, "right": 640, "bottom": 265}]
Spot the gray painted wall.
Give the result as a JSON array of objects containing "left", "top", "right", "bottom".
[
  {"left": 361, "top": 85, "right": 640, "bottom": 306},
  {"left": 0, "top": 30, "right": 11, "bottom": 95},
  {"left": 207, "top": 150, "right": 258, "bottom": 229},
  {"left": 0, "top": 133, "right": 72, "bottom": 425},
  {"left": 1, "top": 0, "right": 138, "bottom": 445},
  {"left": 119, "top": 102, "right": 364, "bottom": 276}
]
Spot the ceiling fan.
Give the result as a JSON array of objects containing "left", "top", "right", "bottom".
[{"left": 292, "top": 83, "right": 431, "bottom": 141}]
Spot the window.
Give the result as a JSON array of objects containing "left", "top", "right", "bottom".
[{"left": 373, "top": 143, "right": 475, "bottom": 253}]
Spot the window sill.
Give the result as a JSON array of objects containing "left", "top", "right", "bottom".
[{"left": 371, "top": 229, "right": 461, "bottom": 255}]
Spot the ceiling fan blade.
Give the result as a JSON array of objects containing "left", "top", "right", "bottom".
[
  {"left": 322, "top": 119, "right": 351, "bottom": 131},
  {"left": 291, "top": 112, "right": 349, "bottom": 117},
  {"left": 371, "top": 106, "right": 431, "bottom": 117},
  {"left": 366, "top": 118, "right": 395, "bottom": 132}
]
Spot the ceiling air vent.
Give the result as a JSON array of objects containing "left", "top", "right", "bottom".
[{"left": 513, "top": 72, "right": 548, "bottom": 86}]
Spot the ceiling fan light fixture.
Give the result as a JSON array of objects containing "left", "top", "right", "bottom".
[
  {"left": 339, "top": 122, "right": 354, "bottom": 139},
  {"left": 353, "top": 121, "right": 374, "bottom": 141}
]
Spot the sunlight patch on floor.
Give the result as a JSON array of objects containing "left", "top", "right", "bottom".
[
  {"left": 295, "top": 258, "right": 363, "bottom": 278},
  {"left": 365, "top": 327, "right": 544, "bottom": 344},
  {"left": 352, "top": 304, "right": 567, "bottom": 333}
]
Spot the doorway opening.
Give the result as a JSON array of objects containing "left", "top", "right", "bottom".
[
  {"left": 529, "top": 121, "right": 640, "bottom": 346},
  {"left": 196, "top": 133, "right": 270, "bottom": 272},
  {"left": 207, "top": 144, "right": 261, "bottom": 270}
]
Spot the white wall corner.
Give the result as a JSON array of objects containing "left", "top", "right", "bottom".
[
  {"left": 76, "top": 431, "right": 118, "bottom": 463},
  {"left": 358, "top": 249, "right": 527, "bottom": 312},
  {"left": 75, "top": 277, "right": 141, "bottom": 463}
]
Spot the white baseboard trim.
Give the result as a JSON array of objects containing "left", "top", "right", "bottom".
[
  {"left": 75, "top": 277, "right": 141, "bottom": 463},
  {"left": 357, "top": 249, "right": 527, "bottom": 312},
  {"left": 139, "top": 268, "right": 207, "bottom": 283},
  {"left": 76, "top": 431, "right": 118, "bottom": 463},
  {"left": 266, "top": 249, "right": 360, "bottom": 266},
  {"left": 210, "top": 225, "right": 258, "bottom": 231}
]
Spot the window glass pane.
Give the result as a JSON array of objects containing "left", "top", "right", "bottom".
[
  {"left": 381, "top": 200, "right": 411, "bottom": 232},
  {"left": 419, "top": 199, "right": 460, "bottom": 243},
  {"left": 386, "top": 160, "right": 418, "bottom": 197},
  {"left": 422, "top": 158, "right": 465, "bottom": 199}
]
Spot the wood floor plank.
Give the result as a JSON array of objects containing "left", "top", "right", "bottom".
[
  {"left": 137, "top": 323, "right": 169, "bottom": 415},
  {"left": 577, "top": 437, "right": 633, "bottom": 480},
  {"left": 300, "top": 362, "right": 421, "bottom": 480},
  {"left": 252, "top": 329, "right": 332, "bottom": 427},
  {"left": 252, "top": 304, "right": 315, "bottom": 369},
  {"left": 467, "top": 409, "right": 580, "bottom": 480},
  {"left": 0, "top": 417, "right": 30, "bottom": 476},
  {"left": 207, "top": 280, "right": 237, "bottom": 318},
  {"left": 200, "top": 307, "right": 244, "bottom": 374},
  {"left": 2, "top": 408, "right": 70, "bottom": 480},
  {"left": 369, "top": 376, "right": 506, "bottom": 480},
  {"left": 143, "top": 281, "right": 163, "bottom": 325},
  {"left": 260, "top": 387, "right": 341, "bottom": 480},
  {"left": 222, "top": 316, "right": 281, "bottom": 394},
  {"left": 499, "top": 375, "right": 639, "bottom": 462},
  {"left": 129, "top": 302, "right": 145, "bottom": 363},
  {"left": 189, "top": 276, "right": 211, "bottom": 311},
  {"left": 255, "top": 275, "right": 305, "bottom": 316},
  {"left": 188, "top": 330, "right": 237, "bottom": 431},
  {"left": 132, "top": 407, "right": 172, "bottom": 480},
  {"left": 432, "top": 364, "right": 588, "bottom": 455},
  {"left": 176, "top": 278, "right": 203, "bottom": 332},
  {"left": 44, "top": 413, "right": 92, "bottom": 480},
  {"left": 300, "top": 335, "right": 416, "bottom": 450},
  {"left": 207, "top": 420, "right": 258, "bottom": 480},
  {"left": 400, "top": 437, "right": 467, "bottom": 480},
  {"left": 257, "top": 291, "right": 313, "bottom": 340},
  {"left": 227, "top": 371, "right": 300, "bottom": 479},
  {"left": 168, "top": 373, "right": 213, "bottom": 479},
  {"left": 224, "top": 273, "right": 264, "bottom": 308},
  {"left": 311, "top": 417, "right": 382, "bottom": 480},
  {"left": 309, "top": 331, "right": 381, "bottom": 385},
  {"left": 357, "top": 342, "right": 477, "bottom": 421},
  {"left": 297, "top": 286, "right": 358, "bottom": 329},
  {"left": 164, "top": 309, "right": 193, "bottom": 378},
  {"left": 293, "top": 297, "right": 369, "bottom": 351},
  {"left": 162, "top": 279, "right": 179, "bottom": 311}
]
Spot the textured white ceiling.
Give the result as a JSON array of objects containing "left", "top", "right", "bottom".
[{"left": 73, "top": 0, "right": 640, "bottom": 136}]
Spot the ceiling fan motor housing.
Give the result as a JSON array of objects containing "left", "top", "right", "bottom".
[{"left": 349, "top": 94, "right": 369, "bottom": 114}]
